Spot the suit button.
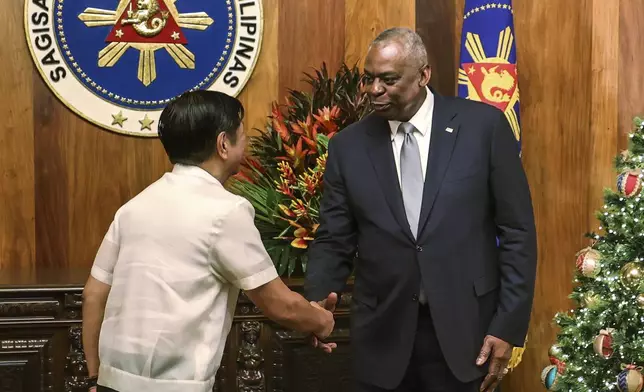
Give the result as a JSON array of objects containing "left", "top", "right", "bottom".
[
  {"left": 412, "top": 294, "right": 419, "bottom": 301},
  {"left": 416, "top": 245, "right": 423, "bottom": 252}
]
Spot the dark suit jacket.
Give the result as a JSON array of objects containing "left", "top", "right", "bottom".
[{"left": 304, "top": 92, "right": 537, "bottom": 389}]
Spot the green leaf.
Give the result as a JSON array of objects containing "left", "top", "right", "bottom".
[{"left": 316, "top": 134, "right": 329, "bottom": 150}]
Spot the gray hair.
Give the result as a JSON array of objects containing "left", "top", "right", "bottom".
[{"left": 369, "top": 27, "right": 428, "bottom": 68}]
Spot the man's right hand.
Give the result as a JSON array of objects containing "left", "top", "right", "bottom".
[{"left": 310, "top": 292, "right": 338, "bottom": 353}]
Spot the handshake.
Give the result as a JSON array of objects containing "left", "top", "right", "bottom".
[{"left": 309, "top": 292, "right": 339, "bottom": 354}]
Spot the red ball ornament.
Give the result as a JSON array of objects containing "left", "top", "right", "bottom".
[
  {"left": 617, "top": 364, "right": 644, "bottom": 392},
  {"left": 617, "top": 171, "right": 643, "bottom": 198},
  {"left": 593, "top": 328, "right": 615, "bottom": 359},
  {"left": 576, "top": 247, "right": 601, "bottom": 278},
  {"left": 548, "top": 356, "right": 566, "bottom": 373}
]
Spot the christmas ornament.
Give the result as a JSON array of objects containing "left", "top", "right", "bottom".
[
  {"left": 593, "top": 328, "right": 615, "bottom": 359},
  {"left": 621, "top": 150, "right": 631, "bottom": 160},
  {"left": 548, "top": 344, "right": 562, "bottom": 359},
  {"left": 620, "top": 262, "right": 644, "bottom": 290},
  {"left": 617, "top": 364, "right": 644, "bottom": 392},
  {"left": 575, "top": 248, "right": 601, "bottom": 277},
  {"left": 637, "top": 293, "right": 644, "bottom": 309},
  {"left": 581, "top": 291, "right": 603, "bottom": 309},
  {"left": 617, "top": 171, "right": 643, "bottom": 198},
  {"left": 541, "top": 364, "right": 561, "bottom": 390}
]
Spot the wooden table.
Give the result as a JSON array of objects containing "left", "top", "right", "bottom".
[{"left": 0, "top": 268, "right": 354, "bottom": 392}]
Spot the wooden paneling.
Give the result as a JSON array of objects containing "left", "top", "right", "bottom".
[
  {"left": 0, "top": 0, "right": 35, "bottom": 271},
  {"left": 278, "top": 0, "right": 347, "bottom": 102},
  {"left": 0, "top": 0, "right": 415, "bottom": 272},
  {"left": 238, "top": 0, "right": 279, "bottom": 136},
  {"left": 506, "top": 1, "right": 595, "bottom": 390},
  {"left": 619, "top": 0, "right": 644, "bottom": 151},
  {"left": 415, "top": 0, "right": 458, "bottom": 96},
  {"left": 345, "top": 0, "right": 415, "bottom": 69}
]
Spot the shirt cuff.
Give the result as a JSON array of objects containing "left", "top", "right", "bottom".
[
  {"left": 91, "top": 265, "right": 113, "bottom": 286},
  {"left": 234, "top": 264, "right": 279, "bottom": 291}
]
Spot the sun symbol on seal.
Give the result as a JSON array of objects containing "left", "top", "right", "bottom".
[{"left": 78, "top": 0, "right": 214, "bottom": 86}]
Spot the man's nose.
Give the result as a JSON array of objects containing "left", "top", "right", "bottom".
[{"left": 369, "top": 81, "right": 385, "bottom": 96}]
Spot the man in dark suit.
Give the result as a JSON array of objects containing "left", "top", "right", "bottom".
[{"left": 304, "top": 27, "right": 537, "bottom": 392}]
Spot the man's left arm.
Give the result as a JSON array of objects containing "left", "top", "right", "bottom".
[
  {"left": 477, "top": 110, "right": 537, "bottom": 391},
  {"left": 486, "top": 111, "right": 537, "bottom": 346}
]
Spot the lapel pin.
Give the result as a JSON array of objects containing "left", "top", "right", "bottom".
[{"left": 445, "top": 127, "right": 453, "bottom": 133}]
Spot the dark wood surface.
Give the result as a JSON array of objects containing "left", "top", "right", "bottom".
[{"left": 0, "top": 278, "right": 354, "bottom": 392}]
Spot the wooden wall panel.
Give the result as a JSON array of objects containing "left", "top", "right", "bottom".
[
  {"left": 1, "top": 0, "right": 35, "bottom": 271},
  {"left": 0, "top": 0, "right": 415, "bottom": 273},
  {"left": 506, "top": 1, "right": 595, "bottom": 390},
  {"left": 415, "top": 0, "right": 458, "bottom": 96},
  {"left": 278, "top": 0, "right": 346, "bottom": 102},
  {"left": 345, "top": 0, "right": 415, "bottom": 69},
  {"left": 619, "top": 0, "right": 644, "bottom": 151},
  {"left": 238, "top": 0, "right": 279, "bottom": 135}
]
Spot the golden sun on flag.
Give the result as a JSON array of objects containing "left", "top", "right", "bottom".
[{"left": 458, "top": 26, "right": 520, "bottom": 141}]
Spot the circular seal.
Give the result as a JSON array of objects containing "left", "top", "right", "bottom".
[{"left": 25, "top": 0, "right": 263, "bottom": 136}]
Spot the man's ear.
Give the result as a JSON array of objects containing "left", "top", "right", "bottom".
[
  {"left": 216, "top": 132, "right": 228, "bottom": 159},
  {"left": 420, "top": 65, "right": 431, "bottom": 87}
]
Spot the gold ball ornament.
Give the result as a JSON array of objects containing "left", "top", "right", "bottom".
[
  {"left": 637, "top": 293, "right": 644, "bottom": 309},
  {"left": 548, "top": 344, "right": 562, "bottom": 359},
  {"left": 620, "top": 262, "right": 644, "bottom": 290}
]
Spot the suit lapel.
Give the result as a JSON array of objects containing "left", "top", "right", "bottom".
[
  {"left": 417, "top": 95, "right": 459, "bottom": 239},
  {"left": 366, "top": 116, "right": 415, "bottom": 243}
]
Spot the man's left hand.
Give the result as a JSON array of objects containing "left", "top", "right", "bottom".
[{"left": 476, "top": 335, "right": 513, "bottom": 392}]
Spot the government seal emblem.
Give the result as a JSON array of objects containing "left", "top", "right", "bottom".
[
  {"left": 457, "top": 2, "right": 520, "bottom": 142},
  {"left": 25, "top": 0, "right": 263, "bottom": 136}
]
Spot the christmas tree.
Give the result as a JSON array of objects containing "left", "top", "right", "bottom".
[{"left": 542, "top": 118, "right": 644, "bottom": 391}]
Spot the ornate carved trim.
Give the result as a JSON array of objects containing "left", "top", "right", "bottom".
[
  {"left": 0, "top": 299, "right": 60, "bottom": 320},
  {"left": 237, "top": 321, "right": 265, "bottom": 391},
  {"left": 64, "top": 326, "right": 88, "bottom": 392},
  {"left": 0, "top": 336, "right": 55, "bottom": 391}
]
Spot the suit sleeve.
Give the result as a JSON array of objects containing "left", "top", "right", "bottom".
[
  {"left": 487, "top": 111, "right": 537, "bottom": 347},
  {"left": 304, "top": 136, "right": 357, "bottom": 301}
]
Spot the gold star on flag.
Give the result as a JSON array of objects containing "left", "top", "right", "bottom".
[
  {"left": 115, "top": 29, "right": 124, "bottom": 38},
  {"left": 171, "top": 31, "right": 180, "bottom": 40}
]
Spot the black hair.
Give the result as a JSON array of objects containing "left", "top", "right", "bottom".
[{"left": 158, "top": 90, "right": 245, "bottom": 165}]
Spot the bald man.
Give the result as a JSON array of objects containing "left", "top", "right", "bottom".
[{"left": 304, "top": 27, "right": 537, "bottom": 392}]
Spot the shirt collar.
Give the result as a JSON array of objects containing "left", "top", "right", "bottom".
[
  {"left": 389, "top": 86, "right": 434, "bottom": 140},
  {"left": 171, "top": 163, "right": 223, "bottom": 186}
]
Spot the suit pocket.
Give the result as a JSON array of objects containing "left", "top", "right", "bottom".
[
  {"left": 351, "top": 290, "right": 378, "bottom": 309},
  {"left": 473, "top": 274, "right": 500, "bottom": 297}
]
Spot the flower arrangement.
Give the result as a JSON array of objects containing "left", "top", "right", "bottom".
[{"left": 227, "top": 63, "right": 371, "bottom": 276}]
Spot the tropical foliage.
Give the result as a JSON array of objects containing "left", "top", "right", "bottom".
[{"left": 227, "top": 63, "right": 371, "bottom": 276}]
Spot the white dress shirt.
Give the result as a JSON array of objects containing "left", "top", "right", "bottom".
[
  {"left": 388, "top": 87, "right": 435, "bottom": 185},
  {"left": 91, "top": 164, "right": 278, "bottom": 392}
]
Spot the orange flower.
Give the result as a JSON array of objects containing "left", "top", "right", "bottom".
[
  {"left": 278, "top": 204, "right": 296, "bottom": 218},
  {"left": 290, "top": 199, "right": 308, "bottom": 217},
  {"left": 277, "top": 161, "right": 296, "bottom": 185},
  {"left": 275, "top": 178, "right": 294, "bottom": 197},
  {"left": 316, "top": 153, "right": 327, "bottom": 170},
  {"left": 313, "top": 106, "right": 340, "bottom": 135},
  {"left": 298, "top": 170, "right": 320, "bottom": 195},
  {"left": 291, "top": 227, "right": 314, "bottom": 249}
]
